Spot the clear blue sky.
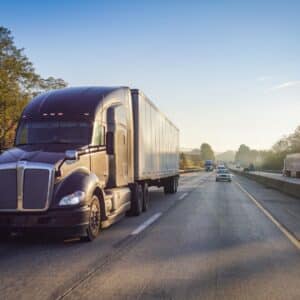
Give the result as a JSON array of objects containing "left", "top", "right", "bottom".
[{"left": 1, "top": 0, "right": 300, "bottom": 152}]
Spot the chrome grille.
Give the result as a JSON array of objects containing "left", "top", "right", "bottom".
[{"left": 0, "top": 162, "right": 54, "bottom": 211}]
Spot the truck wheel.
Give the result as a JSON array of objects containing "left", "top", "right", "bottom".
[
  {"left": 170, "top": 177, "right": 177, "bottom": 194},
  {"left": 164, "top": 179, "right": 171, "bottom": 194},
  {"left": 174, "top": 177, "right": 179, "bottom": 193},
  {"left": 130, "top": 183, "right": 143, "bottom": 216},
  {"left": 142, "top": 183, "right": 149, "bottom": 212},
  {"left": 81, "top": 195, "right": 101, "bottom": 242}
]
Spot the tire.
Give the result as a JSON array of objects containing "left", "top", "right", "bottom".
[
  {"left": 164, "top": 179, "right": 171, "bottom": 194},
  {"left": 142, "top": 182, "right": 150, "bottom": 212},
  {"left": 81, "top": 195, "right": 101, "bottom": 242},
  {"left": 130, "top": 183, "right": 143, "bottom": 216},
  {"left": 165, "top": 177, "right": 178, "bottom": 194},
  {"left": 170, "top": 177, "right": 177, "bottom": 194},
  {"left": 173, "top": 177, "right": 179, "bottom": 193}
]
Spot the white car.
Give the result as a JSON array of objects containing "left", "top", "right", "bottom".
[{"left": 216, "top": 169, "right": 232, "bottom": 182}]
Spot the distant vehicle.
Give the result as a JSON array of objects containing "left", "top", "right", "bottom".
[
  {"left": 283, "top": 153, "right": 300, "bottom": 177},
  {"left": 216, "top": 165, "right": 226, "bottom": 171},
  {"left": 0, "top": 87, "right": 180, "bottom": 241},
  {"left": 216, "top": 169, "right": 232, "bottom": 182},
  {"left": 204, "top": 160, "right": 214, "bottom": 171}
]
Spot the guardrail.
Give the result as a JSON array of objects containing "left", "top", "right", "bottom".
[
  {"left": 180, "top": 168, "right": 204, "bottom": 174},
  {"left": 231, "top": 169, "right": 300, "bottom": 199}
]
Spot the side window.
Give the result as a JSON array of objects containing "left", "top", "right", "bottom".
[
  {"left": 92, "top": 122, "right": 105, "bottom": 146},
  {"left": 115, "top": 105, "right": 127, "bottom": 126}
]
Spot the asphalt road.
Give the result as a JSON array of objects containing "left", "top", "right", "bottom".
[{"left": 2, "top": 172, "right": 300, "bottom": 299}]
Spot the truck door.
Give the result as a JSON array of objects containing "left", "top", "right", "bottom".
[
  {"left": 90, "top": 122, "right": 108, "bottom": 186},
  {"left": 107, "top": 105, "right": 129, "bottom": 187}
]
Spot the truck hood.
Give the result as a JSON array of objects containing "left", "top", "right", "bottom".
[{"left": 0, "top": 145, "right": 70, "bottom": 165}]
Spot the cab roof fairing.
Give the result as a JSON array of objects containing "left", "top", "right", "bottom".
[{"left": 20, "top": 86, "right": 130, "bottom": 122}]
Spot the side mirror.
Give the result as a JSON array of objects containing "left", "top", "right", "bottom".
[
  {"left": 106, "top": 132, "right": 114, "bottom": 155},
  {"left": 65, "top": 150, "right": 79, "bottom": 161}
]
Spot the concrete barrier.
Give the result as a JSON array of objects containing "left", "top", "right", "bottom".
[{"left": 231, "top": 169, "right": 300, "bottom": 199}]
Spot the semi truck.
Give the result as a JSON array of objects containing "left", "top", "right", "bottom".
[
  {"left": 204, "top": 160, "right": 214, "bottom": 172},
  {"left": 0, "top": 87, "right": 179, "bottom": 241},
  {"left": 283, "top": 153, "right": 300, "bottom": 177}
]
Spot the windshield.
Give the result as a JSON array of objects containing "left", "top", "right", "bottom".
[
  {"left": 15, "top": 121, "right": 92, "bottom": 145},
  {"left": 217, "top": 169, "right": 229, "bottom": 174}
]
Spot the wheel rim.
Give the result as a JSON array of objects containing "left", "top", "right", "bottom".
[{"left": 90, "top": 201, "right": 100, "bottom": 236}]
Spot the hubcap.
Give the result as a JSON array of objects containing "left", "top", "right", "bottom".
[{"left": 90, "top": 202, "right": 100, "bottom": 235}]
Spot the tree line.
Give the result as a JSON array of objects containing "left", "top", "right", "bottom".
[
  {"left": 0, "top": 26, "right": 67, "bottom": 150},
  {"left": 180, "top": 143, "right": 215, "bottom": 169},
  {"left": 235, "top": 125, "right": 300, "bottom": 170}
]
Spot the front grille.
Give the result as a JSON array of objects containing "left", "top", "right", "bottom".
[
  {"left": 0, "top": 169, "right": 17, "bottom": 209},
  {"left": 23, "top": 169, "right": 50, "bottom": 209},
  {"left": 0, "top": 162, "right": 54, "bottom": 211}
]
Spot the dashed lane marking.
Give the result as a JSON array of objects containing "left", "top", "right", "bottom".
[
  {"left": 131, "top": 213, "right": 162, "bottom": 235},
  {"left": 178, "top": 192, "right": 188, "bottom": 200}
]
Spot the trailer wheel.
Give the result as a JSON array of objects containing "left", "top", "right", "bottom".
[
  {"left": 170, "top": 177, "right": 177, "bottom": 194},
  {"left": 164, "top": 177, "right": 177, "bottom": 194},
  {"left": 164, "top": 179, "right": 171, "bottom": 194},
  {"left": 130, "top": 183, "right": 143, "bottom": 216},
  {"left": 81, "top": 195, "right": 101, "bottom": 242},
  {"left": 142, "top": 183, "right": 149, "bottom": 212},
  {"left": 174, "top": 177, "right": 179, "bottom": 193}
]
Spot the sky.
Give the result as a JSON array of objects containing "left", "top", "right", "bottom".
[{"left": 1, "top": 0, "right": 300, "bottom": 152}]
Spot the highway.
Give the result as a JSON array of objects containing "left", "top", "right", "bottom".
[{"left": 2, "top": 172, "right": 300, "bottom": 299}]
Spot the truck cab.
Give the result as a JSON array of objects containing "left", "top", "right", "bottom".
[{"left": 0, "top": 87, "right": 137, "bottom": 241}]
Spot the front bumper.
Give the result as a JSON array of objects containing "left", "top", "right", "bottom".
[
  {"left": 216, "top": 176, "right": 231, "bottom": 181},
  {"left": 0, "top": 206, "right": 90, "bottom": 237}
]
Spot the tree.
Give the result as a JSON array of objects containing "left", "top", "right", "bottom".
[
  {"left": 179, "top": 152, "right": 187, "bottom": 170},
  {"left": 235, "top": 144, "right": 251, "bottom": 166},
  {"left": 200, "top": 143, "right": 215, "bottom": 161},
  {"left": 0, "top": 27, "right": 67, "bottom": 149},
  {"left": 216, "top": 150, "right": 236, "bottom": 162}
]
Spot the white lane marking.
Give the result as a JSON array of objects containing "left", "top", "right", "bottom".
[
  {"left": 131, "top": 213, "right": 162, "bottom": 235},
  {"left": 178, "top": 192, "right": 188, "bottom": 200},
  {"left": 235, "top": 181, "right": 300, "bottom": 250}
]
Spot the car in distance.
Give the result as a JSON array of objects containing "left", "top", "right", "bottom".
[{"left": 216, "top": 169, "right": 232, "bottom": 182}]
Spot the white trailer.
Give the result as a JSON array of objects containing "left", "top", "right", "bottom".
[
  {"left": 283, "top": 153, "right": 300, "bottom": 177},
  {"left": 131, "top": 89, "right": 179, "bottom": 182}
]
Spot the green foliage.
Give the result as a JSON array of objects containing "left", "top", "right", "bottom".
[
  {"left": 180, "top": 149, "right": 202, "bottom": 169},
  {"left": 0, "top": 27, "right": 67, "bottom": 149},
  {"left": 235, "top": 125, "right": 300, "bottom": 170},
  {"left": 200, "top": 143, "right": 215, "bottom": 161}
]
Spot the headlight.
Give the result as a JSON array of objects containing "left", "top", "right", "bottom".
[{"left": 59, "top": 191, "right": 86, "bottom": 206}]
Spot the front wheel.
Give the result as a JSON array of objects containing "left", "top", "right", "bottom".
[{"left": 81, "top": 195, "right": 101, "bottom": 242}]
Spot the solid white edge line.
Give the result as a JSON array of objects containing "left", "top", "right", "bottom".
[
  {"left": 131, "top": 212, "right": 162, "bottom": 235},
  {"left": 178, "top": 192, "right": 188, "bottom": 200},
  {"left": 235, "top": 180, "right": 300, "bottom": 250}
]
